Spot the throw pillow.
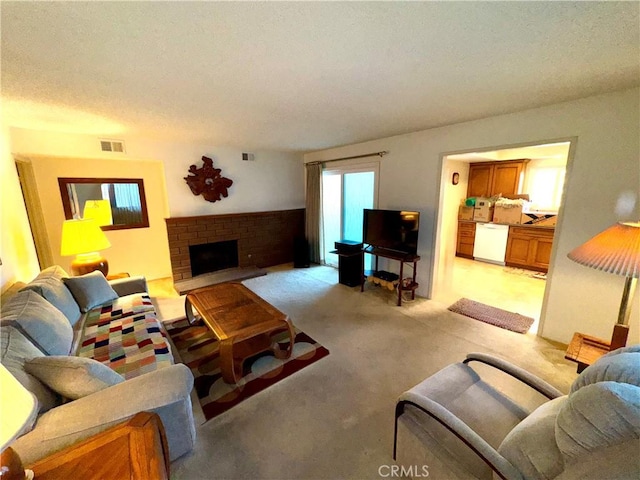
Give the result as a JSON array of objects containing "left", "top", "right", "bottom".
[
  {"left": 63, "top": 271, "right": 119, "bottom": 313},
  {"left": 25, "top": 356, "right": 124, "bottom": 400},
  {"left": 20, "top": 265, "right": 82, "bottom": 325}
]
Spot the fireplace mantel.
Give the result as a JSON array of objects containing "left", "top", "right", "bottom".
[{"left": 165, "top": 209, "right": 304, "bottom": 282}]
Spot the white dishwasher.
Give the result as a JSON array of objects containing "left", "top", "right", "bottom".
[{"left": 473, "top": 223, "right": 509, "bottom": 265}]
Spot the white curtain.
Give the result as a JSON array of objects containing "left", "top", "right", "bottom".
[
  {"left": 305, "top": 163, "right": 323, "bottom": 264},
  {"left": 113, "top": 184, "right": 142, "bottom": 211}
]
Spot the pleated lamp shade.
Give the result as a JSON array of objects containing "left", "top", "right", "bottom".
[{"left": 568, "top": 222, "right": 640, "bottom": 278}]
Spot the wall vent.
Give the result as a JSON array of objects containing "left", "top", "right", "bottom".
[
  {"left": 100, "top": 139, "right": 125, "bottom": 153},
  {"left": 242, "top": 152, "right": 255, "bottom": 161}
]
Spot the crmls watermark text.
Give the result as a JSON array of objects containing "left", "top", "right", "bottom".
[{"left": 378, "top": 465, "right": 429, "bottom": 477}]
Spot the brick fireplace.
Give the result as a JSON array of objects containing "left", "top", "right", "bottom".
[{"left": 166, "top": 208, "right": 305, "bottom": 282}]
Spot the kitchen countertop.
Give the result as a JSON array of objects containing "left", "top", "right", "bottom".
[{"left": 458, "top": 219, "right": 556, "bottom": 230}]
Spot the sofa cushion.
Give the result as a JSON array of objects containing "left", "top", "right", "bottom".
[
  {"left": 0, "top": 326, "right": 60, "bottom": 413},
  {"left": 25, "top": 356, "right": 124, "bottom": 400},
  {"left": 20, "top": 266, "right": 82, "bottom": 325},
  {"left": 63, "top": 271, "right": 119, "bottom": 313},
  {"left": 1, "top": 290, "right": 73, "bottom": 356},
  {"left": 556, "top": 381, "right": 640, "bottom": 460},
  {"left": 498, "top": 396, "right": 566, "bottom": 480}
]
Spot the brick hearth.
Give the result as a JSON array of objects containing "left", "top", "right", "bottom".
[{"left": 166, "top": 209, "right": 305, "bottom": 282}]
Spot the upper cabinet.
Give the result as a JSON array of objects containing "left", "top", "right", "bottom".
[{"left": 467, "top": 159, "right": 529, "bottom": 198}]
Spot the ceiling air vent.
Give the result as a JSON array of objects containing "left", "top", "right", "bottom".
[
  {"left": 242, "top": 152, "right": 255, "bottom": 161},
  {"left": 100, "top": 139, "right": 125, "bottom": 153}
]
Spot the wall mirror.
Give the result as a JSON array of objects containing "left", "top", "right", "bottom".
[{"left": 58, "top": 177, "right": 150, "bottom": 230}]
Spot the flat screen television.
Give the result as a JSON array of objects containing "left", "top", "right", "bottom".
[{"left": 363, "top": 209, "right": 420, "bottom": 255}]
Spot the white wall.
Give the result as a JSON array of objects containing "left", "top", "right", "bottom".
[
  {"left": 18, "top": 154, "right": 172, "bottom": 280},
  {"left": 436, "top": 160, "right": 469, "bottom": 296},
  {"left": 8, "top": 129, "right": 305, "bottom": 280},
  {"left": 0, "top": 126, "right": 40, "bottom": 289},
  {"left": 305, "top": 87, "right": 640, "bottom": 345}
]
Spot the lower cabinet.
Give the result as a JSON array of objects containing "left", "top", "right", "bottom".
[
  {"left": 505, "top": 227, "right": 554, "bottom": 272},
  {"left": 456, "top": 221, "right": 476, "bottom": 259}
]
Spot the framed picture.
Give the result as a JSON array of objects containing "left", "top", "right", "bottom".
[{"left": 452, "top": 172, "right": 460, "bottom": 185}]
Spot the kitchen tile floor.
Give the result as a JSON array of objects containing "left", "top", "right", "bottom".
[{"left": 438, "top": 257, "right": 546, "bottom": 334}]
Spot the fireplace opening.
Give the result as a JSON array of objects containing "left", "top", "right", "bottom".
[{"left": 189, "top": 240, "right": 239, "bottom": 277}]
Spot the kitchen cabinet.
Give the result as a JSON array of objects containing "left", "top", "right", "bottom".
[
  {"left": 456, "top": 221, "right": 476, "bottom": 259},
  {"left": 505, "top": 226, "right": 554, "bottom": 272},
  {"left": 467, "top": 160, "right": 529, "bottom": 198}
]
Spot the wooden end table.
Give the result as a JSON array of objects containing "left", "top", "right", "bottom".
[
  {"left": 185, "top": 282, "right": 295, "bottom": 384},
  {"left": 27, "top": 412, "right": 169, "bottom": 480},
  {"left": 565, "top": 325, "right": 629, "bottom": 373},
  {"left": 564, "top": 332, "right": 610, "bottom": 373}
]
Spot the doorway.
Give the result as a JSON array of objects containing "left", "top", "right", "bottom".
[
  {"left": 433, "top": 141, "right": 572, "bottom": 334},
  {"left": 321, "top": 162, "right": 379, "bottom": 269}
]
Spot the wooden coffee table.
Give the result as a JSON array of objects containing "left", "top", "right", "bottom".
[{"left": 185, "top": 282, "right": 295, "bottom": 384}]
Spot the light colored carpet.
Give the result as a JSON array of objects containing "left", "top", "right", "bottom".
[{"left": 169, "top": 264, "right": 576, "bottom": 480}]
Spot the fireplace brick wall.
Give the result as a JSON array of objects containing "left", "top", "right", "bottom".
[{"left": 166, "top": 208, "right": 305, "bottom": 282}]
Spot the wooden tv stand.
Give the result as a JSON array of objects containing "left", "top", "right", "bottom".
[{"left": 361, "top": 246, "right": 420, "bottom": 306}]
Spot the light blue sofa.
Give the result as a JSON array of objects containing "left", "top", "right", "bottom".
[{"left": 0, "top": 266, "right": 196, "bottom": 464}]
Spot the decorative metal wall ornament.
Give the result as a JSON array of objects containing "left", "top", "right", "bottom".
[{"left": 184, "top": 156, "right": 233, "bottom": 203}]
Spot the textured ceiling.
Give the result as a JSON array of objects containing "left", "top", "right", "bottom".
[{"left": 2, "top": 2, "right": 639, "bottom": 152}]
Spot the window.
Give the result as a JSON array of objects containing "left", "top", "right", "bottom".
[
  {"left": 524, "top": 160, "right": 566, "bottom": 212},
  {"left": 321, "top": 163, "right": 379, "bottom": 269}
]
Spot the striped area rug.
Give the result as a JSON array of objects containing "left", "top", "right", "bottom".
[
  {"left": 448, "top": 298, "right": 534, "bottom": 334},
  {"left": 167, "top": 319, "right": 329, "bottom": 421}
]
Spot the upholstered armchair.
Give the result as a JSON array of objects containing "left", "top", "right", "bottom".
[{"left": 394, "top": 347, "right": 640, "bottom": 480}]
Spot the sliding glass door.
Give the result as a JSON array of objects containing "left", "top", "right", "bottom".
[{"left": 322, "top": 164, "right": 378, "bottom": 268}]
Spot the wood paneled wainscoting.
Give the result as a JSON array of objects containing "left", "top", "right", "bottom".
[{"left": 166, "top": 209, "right": 305, "bottom": 282}]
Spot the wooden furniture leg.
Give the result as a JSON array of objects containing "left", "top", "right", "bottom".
[
  {"left": 219, "top": 320, "right": 295, "bottom": 384},
  {"left": 219, "top": 339, "right": 239, "bottom": 384},
  {"left": 398, "top": 261, "right": 404, "bottom": 306},
  {"left": 610, "top": 324, "right": 629, "bottom": 351},
  {"left": 271, "top": 319, "right": 296, "bottom": 360}
]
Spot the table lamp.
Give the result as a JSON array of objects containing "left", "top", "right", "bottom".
[
  {"left": 0, "top": 365, "right": 37, "bottom": 480},
  {"left": 82, "top": 199, "right": 113, "bottom": 227},
  {"left": 60, "top": 218, "right": 112, "bottom": 276},
  {"left": 567, "top": 221, "right": 640, "bottom": 350}
]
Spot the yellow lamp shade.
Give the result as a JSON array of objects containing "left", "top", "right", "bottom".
[
  {"left": 83, "top": 200, "right": 113, "bottom": 227},
  {"left": 60, "top": 218, "right": 111, "bottom": 256}
]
